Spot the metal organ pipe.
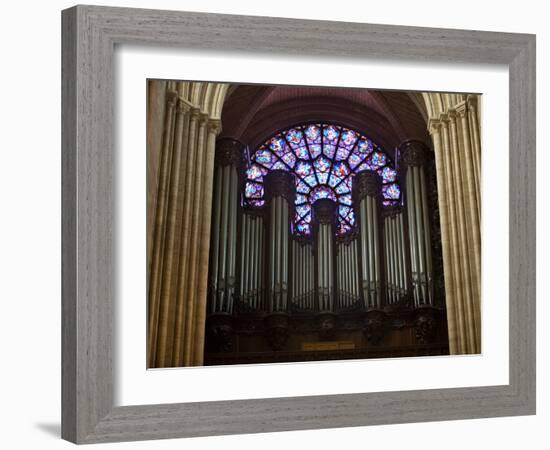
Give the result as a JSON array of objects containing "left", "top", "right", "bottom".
[{"left": 400, "top": 141, "right": 434, "bottom": 307}]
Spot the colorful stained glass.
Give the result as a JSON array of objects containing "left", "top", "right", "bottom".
[
  {"left": 310, "top": 186, "right": 336, "bottom": 203},
  {"left": 313, "top": 156, "right": 331, "bottom": 173},
  {"left": 294, "top": 146, "right": 310, "bottom": 159},
  {"left": 323, "top": 125, "right": 339, "bottom": 142},
  {"left": 285, "top": 128, "right": 304, "bottom": 148},
  {"left": 383, "top": 183, "right": 401, "bottom": 199},
  {"left": 303, "top": 174, "right": 318, "bottom": 187},
  {"left": 369, "top": 151, "right": 387, "bottom": 167},
  {"left": 339, "top": 194, "right": 352, "bottom": 205},
  {"left": 251, "top": 122, "right": 399, "bottom": 237},
  {"left": 295, "top": 161, "right": 313, "bottom": 177},
  {"left": 323, "top": 144, "right": 336, "bottom": 159},
  {"left": 317, "top": 172, "right": 329, "bottom": 184},
  {"left": 246, "top": 164, "right": 266, "bottom": 181},
  {"left": 379, "top": 166, "right": 397, "bottom": 183},
  {"left": 305, "top": 124, "right": 321, "bottom": 144},
  {"left": 340, "top": 129, "right": 358, "bottom": 148},
  {"left": 309, "top": 144, "right": 322, "bottom": 159},
  {"left": 269, "top": 137, "right": 286, "bottom": 155},
  {"left": 335, "top": 146, "right": 351, "bottom": 161},
  {"left": 255, "top": 149, "right": 273, "bottom": 167},
  {"left": 245, "top": 182, "right": 263, "bottom": 198}
]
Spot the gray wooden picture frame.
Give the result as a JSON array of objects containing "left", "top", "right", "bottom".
[{"left": 61, "top": 4, "right": 536, "bottom": 444}]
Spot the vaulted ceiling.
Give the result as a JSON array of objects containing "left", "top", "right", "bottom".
[{"left": 219, "top": 84, "right": 430, "bottom": 152}]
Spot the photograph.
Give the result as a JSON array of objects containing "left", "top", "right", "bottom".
[{"left": 146, "top": 81, "right": 482, "bottom": 368}]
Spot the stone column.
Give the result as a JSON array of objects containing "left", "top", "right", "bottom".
[{"left": 353, "top": 171, "right": 382, "bottom": 309}]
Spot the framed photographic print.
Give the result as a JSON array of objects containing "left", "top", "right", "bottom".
[{"left": 62, "top": 4, "right": 536, "bottom": 444}]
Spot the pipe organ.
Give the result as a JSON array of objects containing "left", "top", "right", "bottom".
[
  {"left": 383, "top": 208, "right": 408, "bottom": 304},
  {"left": 401, "top": 141, "right": 434, "bottom": 306},
  {"left": 208, "top": 139, "right": 240, "bottom": 314},
  {"left": 354, "top": 172, "right": 382, "bottom": 309},
  {"left": 291, "top": 241, "right": 315, "bottom": 311},
  {"left": 206, "top": 137, "right": 446, "bottom": 356}
]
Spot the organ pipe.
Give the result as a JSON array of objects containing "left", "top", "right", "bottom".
[
  {"left": 353, "top": 172, "right": 382, "bottom": 309},
  {"left": 400, "top": 140, "right": 434, "bottom": 306},
  {"left": 209, "top": 139, "right": 243, "bottom": 314}
]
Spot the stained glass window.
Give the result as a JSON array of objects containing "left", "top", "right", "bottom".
[{"left": 243, "top": 122, "right": 401, "bottom": 236}]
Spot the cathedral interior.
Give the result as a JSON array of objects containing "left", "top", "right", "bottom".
[{"left": 146, "top": 81, "right": 481, "bottom": 368}]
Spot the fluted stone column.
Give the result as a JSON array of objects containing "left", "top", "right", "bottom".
[
  {"left": 265, "top": 171, "right": 294, "bottom": 312},
  {"left": 400, "top": 141, "right": 434, "bottom": 307},
  {"left": 313, "top": 199, "right": 336, "bottom": 312},
  {"left": 147, "top": 86, "right": 223, "bottom": 367},
  {"left": 429, "top": 106, "right": 481, "bottom": 354},
  {"left": 353, "top": 171, "right": 382, "bottom": 309}
]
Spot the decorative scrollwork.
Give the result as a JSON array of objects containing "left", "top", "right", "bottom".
[
  {"left": 215, "top": 137, "right": 245, "bottom": 167},
  {"left": 363, "top": 310, "right": 386, "bottom": 345},
  {"left": 264, "top": 170, "right": 296, "bottom": 204},
  {"left": 399, "top": 140, "right": 429, "bottom": 167},
  {"left": 352, "top": 170, "right": 382, "bottom": 201}
]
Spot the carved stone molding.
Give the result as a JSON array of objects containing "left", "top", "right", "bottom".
[
  {"left": 312, "top": 198, "right": 337, "bottom": 224},
  {"left": 215, "top": 137, "right": 245, "bottom": 168},
  {"left": 352, "top": 170, "right": 382, "bottom": 201},
  {"left": 363, "top": 310, "right": 386, "bottom": 345},
  {"left": 414, "top": 307, "right": 439, "bottom": 344},
  {"left": 399, "top": 139, "right": 430, "bottom": 167},
  {"left": 206, "top": 313, "right": 234, "bottom": 353},
  {"left": 264, "top": 313, "right": 290, "bottom": 351},
  {"left": 264, "top": 170, "right": 296, "bottom": 203}
]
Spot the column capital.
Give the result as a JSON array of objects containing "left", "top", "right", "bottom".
[
  {"left": 312, "top": 199, "right": 337, "bottom": 225},
  {"left": 454, "top": 101, "right": 468, "bottom": 118},
  {"left": 207, "top": 118, "right": 222, "bottom": 135},
  {"left": 165, "top": 90, "right": 178, "bottom": 107},
  {"left": 264, "top": 170, "right": 295, "bottom": 204},
  {"left": 398, "top": 140, "right": 430, "bottom": 167},
  {"left": 353, "top": 170, "right": 382, "bottom": 200},
  {"left": 215, "top": 138, "right": 245, "bottom": 167},
  {"left": 428, "top": 118, "right": 442, "bottom": 135},
  {"left": 176, "top": 97, "right": 192, "bottom": 113}
]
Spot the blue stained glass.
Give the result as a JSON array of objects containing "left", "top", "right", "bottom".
[
  {"left": 294, "top": 146, "right": 310, "bottom": 159},
  {"left": 323, "top": 144, "right": 336, "bottom": 159},
  {"left": 332, "top": 162, "right": 350, "bottom": 178},
  {"left": 285, "top": 128, "right": 304, "bottom": 147},
  {"left": 296, "top": 180, "right": 311, "bottom": 194},
  {"left": 281, "top": 152, "right": 296, "bottom": 168},
  {"left": 309, "top": 144, "right": 322, "bottom": 158},
  {"left": 357, "top": 139, "right": 373, "bottom": 155},
  {"left": 339, "top": 221, "right": 351, "bottom": 234},
  {"left": 335, "top": 146, "right": 351, "bottom": 161},
  {"left": 269, "top": 136, "right": 286, "bottom": 155},
  {"left": 369, "top": 151, "right": 387, "bottom": 167},
  {"left": 340, "top": 130, "right": 358, "bottom": 148},
  {"left": 383, "top": 183, "right": 401, "bottom": 199},
  {"left": 271, "top": 160, "right": 289, "bottom": 171},
  {"left": 296, "top": 204, "right": 311, "bottom": 218},
  {"left": 317, "top": 172, "right": 329, "bottom": 184},
  {"left": 246, "top": 164, "right": 266, "bottom": 181},
  {"left": 379, "top": 166, "right": 397, "bottom": 183},
  {"left": 310, "top": 186, "right": 336, "bottom": 203},
  {"left": 295, "top": 161, "right": 313, "bottom": 177},
  {"left": 339, "top": 205, "right": 351, "bottom": 217},
  {"left": 305, "top": 124, "right": 321, "bottom": 144},
  {"left": 255, "top": 149, "right": 273, "bottom": 167},
  {"left": 303, "top": 174, "right": 318, "bottom": 187},
  {"left": 348, "top": 151, "right": 364, "bottom": 168},
  {"left": 313, "top": 156, "right": 331, "bottom": 173},
  {"left": 323, "top": 125, "right": 340, "bottom": 142},
  {"left": 296, "top": 222, "right": 311, "bottom": 234},
  {"left": 248, "top": 199, "right": 265, "bottom": 207},
  {"left": 295, "top": 194, "right": 308, "bottom": 204},
  {"left": 245, "top": 182, "right": 263, "bottom": 198},
  {"left": 335, "top": 180, "right": 351, "bottom": 194},
  {"left": 253, "top": 122, "right": 400, "bottom": 237},
  {"left": 339, "top": 194, "right": 352, "bottom": 205}
]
